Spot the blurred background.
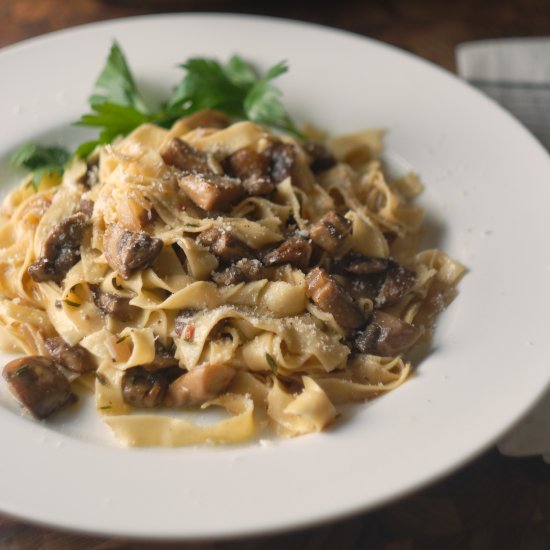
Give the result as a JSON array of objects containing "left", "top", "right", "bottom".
[
  {"left": 2, "top": 0, "right": 550, "bottom": 71},
  {"left": 2, "top": 1, "right": 550, "bottom": 549}
]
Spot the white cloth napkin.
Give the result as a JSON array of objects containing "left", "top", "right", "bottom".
[{"left": 456, "top": 38, "right": 550, "bottom": 460}]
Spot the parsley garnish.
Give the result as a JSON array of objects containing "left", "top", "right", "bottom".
[
  {"left": 11, "top": 144, "right": 70, "bottom": 191},
  {"left": 266, "top": 353, "right": 277, "bottom": 372},
  {"left": 115, "top": 335, "right": 128, "bottom": 344},
  {"left": 74, "top": 43, "right": 301, "bottom": 156},
  {"left": 14, "top": 42, "right": 302, "bottom": 180},
  {"left": 63, "top": 299, "right": 81, "bottom": 308}
]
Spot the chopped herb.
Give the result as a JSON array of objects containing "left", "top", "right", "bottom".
[
  {"left": 115, "top": 335, "right": 128, "bottom": 344},
  {"left": 11, "top": 144, "right": 70, "bottom": 191},
  {"left": 95, "top": 372, "right": 108, "bottom": 386},
  {"left": 98, "top": 405, "right": 112, "bottom": 410},
  {"left": 266, "top": 353, "right": 277, "bottom": 372},
  {"left": 63, "top": 299, "right": 81, "bottom": 308}
]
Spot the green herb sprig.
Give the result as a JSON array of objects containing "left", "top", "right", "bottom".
[
  {"left": 11, "top": 144, "right": 71, "bottom": 191},
  {"left": 74, "top": 42, "right": 301, "bottom": 157},
  {"left": 12, "top": 42, "right": 301, "bottom": 184}
]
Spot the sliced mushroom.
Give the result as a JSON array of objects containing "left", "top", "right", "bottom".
[
  {"left": 337, "top": 253, "right": 389, "bottom": 276},
  {"left": 196, "top": 227, "right": 252, "bottom": 263},
  {"left": 305, "top": 267, "right": 365, "bottom": 329},
  {"left": 160, "top": 138, "right": 211, "bottom": 174},
  {"left": 264, "top": 142, "right": 296, "bottom": 183},
  {"left": 27, "top": 213, "right": 89, "bottom": 283},
  {"left": 177, "top": 109, "right": 230, "bottom": 131},
  {"left": 224, "top": 148, "right": 275, "bottom": 196},
  {"left": 309, "top": 211, "right": 352, "bottom": 254},
  {"left": 212, "top": 258, "right": 270, "bottom": 286},
  {"left": 178, "top": 172, "right": 245, "bottom": 212},
  {"left": 121, "top": 366, "right": 170, "bottom": 408},
  {"left": 103, "top": 224, "right": 163, "bottom": 279},
  {"left": 2, "top": 356, "right": 74, "bottom": 419},
  {"left": 79, "top": 198, "right": 94, "bottom": 218},
  {"left": 375, "top": 263, "right": 416, "bottom": 308},
  {"left": 302, "top": 142, "right": 337, "bottom": 173},
  {"left": 89, "top": 285, "right": 138, "bottom": 321},
  {"left": 354, "top": 311, "right": 421, "bottom": 356},
  {"left": 169, "top": 363, "right": 236, "bottom": 407},
  {"left": 262, "top": 236, "right": 312, "bottom": 270},
  {"left": 44, "top": 337, "right": 96, "bottom": 374}
]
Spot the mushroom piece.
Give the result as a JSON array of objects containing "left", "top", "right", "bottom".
[
  {"left": 160, "top": 138, "right": 212, "bottom": 174},
  {"left": 89, "top": 285, "right": 138, "bottom": 321},
  {"left": 212, "top": 258, "right": 271, "bottom": 286},
  {"left": 337, "top": 253, "right": 389, "bottom": 276},
  {"left": 27, "top": 213, "right": 89, "bottom": 283},
  {"left": 178, "top": 172, "right": 246, "bottom": 212},
  {"left": 44, "top": 337, "right": 96, "bottom": 374},
  {"left": 103, "top": 224, "right": 163, "bottom": 279},
  {"left": 176, "top": 109, "right": 230, "bottom": 131},
  {"left": 224, "top": 148, "right": 275, "bottom": 196},
  {"left": 169, "top": 363, "right": 236, "bottom": 407},
  {"left": 305, "top": 267, "right": 365, "bottom": 329},
  {"left": 375, "top": 263, "right": 417, "bottom": 308},
  {"left": 264, "top": 142, "right": 296, "bottom": 183},
  {"left": 121, "top": 366, "right": 170, "bottom": 408},
  {"left": 355, "top": 311, "right": 421, "bottom": 356},
  {"left": 2, "top": 356, "right": 74, "bottom": 419},
  {"left": 302, "top": 142, "right": 337, "bottom": 173},
  {"left": 309, "top": 211, "right": 352, "bottom": 254},
  {"left": 196, "top": 227, "right": 252, "bottom": 263},
  {"left": 262, "top": 236, "right": 312, "bottom": 271}
]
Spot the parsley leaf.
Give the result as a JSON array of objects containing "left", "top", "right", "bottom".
[
  {"left": 161, "top": 55, "right": 301, "bottom": 135},
  {"left": 11, "top": 144, "right": 71, "bottom": 191},
  {"left": 75, "top": 102, "right": 151, "bottom": 156},
  {"left": 88, "top": 41, "right": 149, "bottom": 113}
]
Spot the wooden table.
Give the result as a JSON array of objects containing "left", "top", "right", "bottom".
[{"left": 2, "top": 1, "right": 550, "bottom": 548}]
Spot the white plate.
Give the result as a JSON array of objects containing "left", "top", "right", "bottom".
[{"left": 1, "top": 13, "right": 550, "bottom": 540}]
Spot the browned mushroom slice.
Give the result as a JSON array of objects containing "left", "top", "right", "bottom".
[
  {"left": 160, "top": 138, "right": 211, "bottom": 174},
  {"left": 27, "top": 213, "right": 89, "bottom": 283},
  {"left": 177, "top": 109, "right": 230, "bottom": 131},
  {"left": 264, "top": 142, "right": 296, "bottom": 183},
  {"left": 196, "top": 227, "right": 252, "bottom": 263},
  {"left": 121, "top": 366, "right": 169, "bottom": 408},
  {"left": 309, "top": 211, "right": 352, "bottom": 254},
  {"left": 338, "top": 253, "right": 389, "bottom": 275},
  {"left": 2, "top": 356, "right": 74, "bottom": 419},
  {"left": 224, "top": 148, "right": 275, "bottom": 196},
  {"left": 89, "top": 285, "right": 138, "bottom": 321},
  {"left": 302, "top": 142, "right": 337, "bottom": 173},
  {"left": 169, "top": 363, "right": 236, "bottom": 407},
  {"left": 305, "top": 267, "right": 365, "bottom": 329},
  {"left": 178, "top": 172, "right": 245, "bottom": 212},
  {"left": 212, "top": 258, "right": 270, "bottom": 285},
  {"left": 224, "top": 147, "right": 270, "bottom": 179},
  {"left": 355, "top": 311, "right": 421, "bottom": 356},
  {"left": 79, "top": 198, "right": 94, "bottom": 218},
  {"left": 44, "top": 337, "right": 96, "bottom": 374},
  {"left": 103, "top": 224, "right": 163, "bottom": 279},
  {"left": 262, "top": 236, "right": 312, "bottom": 271},
  {"left": 375, "top": 264, "right": 417, "bottom": 308},
  {"left": 346, "top": 276, "right": 381, "bottom": 302}
]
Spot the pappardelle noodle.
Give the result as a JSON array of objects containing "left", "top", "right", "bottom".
[{"left": 0, "top": 110, "right": 463, "bottom": 446}]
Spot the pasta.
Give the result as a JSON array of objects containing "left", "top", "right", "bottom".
[{"left": 0, "top": 110, "right": 464, "bottom": 446}]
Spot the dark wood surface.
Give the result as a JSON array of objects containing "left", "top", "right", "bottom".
[{"left": 2, "top": 1, "right": 550, "bottom": 548}]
